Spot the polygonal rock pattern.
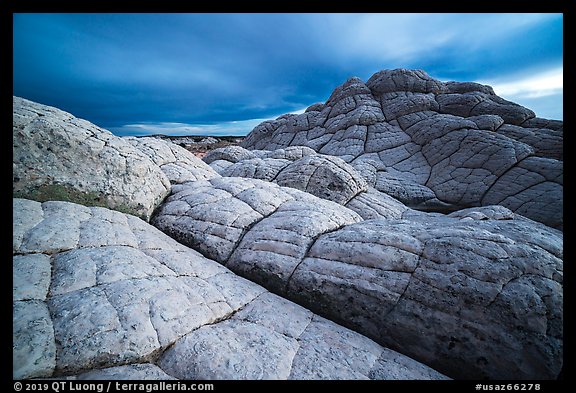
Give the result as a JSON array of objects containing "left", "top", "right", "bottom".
[
  {"left": 159, "top": 292, "right": 447, "bottom": 380},
  {"left": 153, "top": 175, "right": 563, "bottom": 379},
  {"left": 205, "top": 145, "right": 318, "bottom": 177},
  {"left": 203, "top": 145, "right": 259, "bottom": 165},
  {"left": 494, "top": 124, "right": 562, "bottom": 161},
  {"left": 240, "top": 69, "right": 563, "bottom": 229},
  {"left": 209, "top": 147, "right": 369, "bottom": 205},
  {"left": 126, "top": 137, "right": 220, "bottom": 184},
  {"left": 481, "top": 157, "right": 563, "bottom": 228},
  {"left": 287, "top": 214, "right": 562, "bottom": 380},
  {"left": 13, "top": 198, "right": 447, "bottom": 380},
  {"left": 262, "top": 154, "right": 368, "bottom": 204},
  {"left": 206, "top": 146, "right": 409, "bottom": 219},
  {"left": 13, "top": 97, "right": 171, "bottom": 221},
  {"left": 220, "top": 157, "right": 292, "bottom": 182},
  {"left": 204, "top": 145, "right": 317, "bottom": 165},
  {"left": 437, "top": 81, "right": 535, "bottom": 124},
  {"left": 344, "top": 187, "right": 408, "bottom": 220},
  {"left": 152, "top": 177, "right": 363, "bottom": 264}
]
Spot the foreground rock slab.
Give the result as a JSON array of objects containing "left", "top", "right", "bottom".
[
  {"left": 288, "top": 214, "right": 562, "bottom": 380},
  {"left": 154, "top": 177, "right": 563, "bottom": 379},
  {"left": 240, "top": 69, "right": 563, "bottom": 229},
  {"left": 13, "top": 97, "right": 172, "bottom": 221},
  {"left": 13, "top": 198, "right": 447, "bottom": 380}
]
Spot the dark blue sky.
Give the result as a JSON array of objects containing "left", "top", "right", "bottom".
[{"left": 13, "top": 13, "right": 563, "bottom": 136}]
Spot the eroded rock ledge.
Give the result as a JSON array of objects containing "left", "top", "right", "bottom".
[
  {"left": 13, "top": 198, "right": 447, "bottom": 381},
  {"left": 240, "top": 69, "right": 563, "bottom": 229},
  {"left": 153, "top": 176, "right": 562, "bottom": 380},
  {"left": 13, "top": 97, "right": 171, "bottom": 221}
]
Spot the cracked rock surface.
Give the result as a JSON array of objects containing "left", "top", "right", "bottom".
[
  {"left": 13, "top": 82, "right": 562, "bottom": 381},
  {"left": 13, "top": 198, "right": 447, "bottom": 381},
  {"left": 240, "top": 69, "right": 563, "bottom": 229},
  {"left": 125, "top": 137, "right": 220, "bottom": 185},
  {"left": 153, "top": 176, "right": 563, "bottom": 379},
  {"left": 13, "top": 97, "right": 171, "bottom": 221},
  {"left": 290, "top": 215, "right": 562, "bottom": 380},
  {"left": 205, "top": 146, "right": 407, "bottom": 219},
  {"left": 152, "top": 177, "right": 363, "bottom": 264}
]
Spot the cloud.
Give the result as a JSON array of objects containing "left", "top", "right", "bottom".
[
  {"left": 482, "top": 67, "right": 563, "bottom": 99},
  {"left": 13, "top": 13, "right": 563, "bottom": 132},
  {"left": 110, "top": 119, "right": 266, "bottom": 137},
  {"left": 476, "top": 65, "right": 563, "bottom": 120},
  {"left": 507, "top": 93, "right": 563, "bottom": 121},
  {"left": 289, "top": 107, "right": 307, "bottom": 115},
  {"left": 322, "top": 13, "right": 561, "bottom": 66},
  {"left": 110, "top": 104, "right": 312, "bottom": 137}
]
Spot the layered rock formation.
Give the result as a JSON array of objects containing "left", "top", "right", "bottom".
[
  {"left": 13, "top": 67, "right": 563, "bottom": 382},
  {"left": 13, "top": 97, "right": 171, "bottom": 221},
  {"left": 13, "top": 198, "right": 447, "bottom": 380},
  {"left": 204, "top": 145, "right": 413, "bottom": 220},
  {"left": 125, "top": 137, "right": 220, "bottom": 185},
  {"left": 153, "top": 174, "right": 562, "bottom": 380},
  {"left": 240, "top": 69, "right": 563, "bottom": 229}
]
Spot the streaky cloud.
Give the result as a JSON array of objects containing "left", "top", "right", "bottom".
[
  {"left": 479, "top": 66, "right": 563, "bottom": 119},
  {"left": 111, "top": 119, "right": 267, "bottom": 137},
  {"left": 111, "top": 105, "right": 311, "bottom": 137},
  {"left": 484, "top": 66, "right": 563, "bottom": 99},
  {"left": 13, "top": 13, "right": 563, "bottom": 134}
]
